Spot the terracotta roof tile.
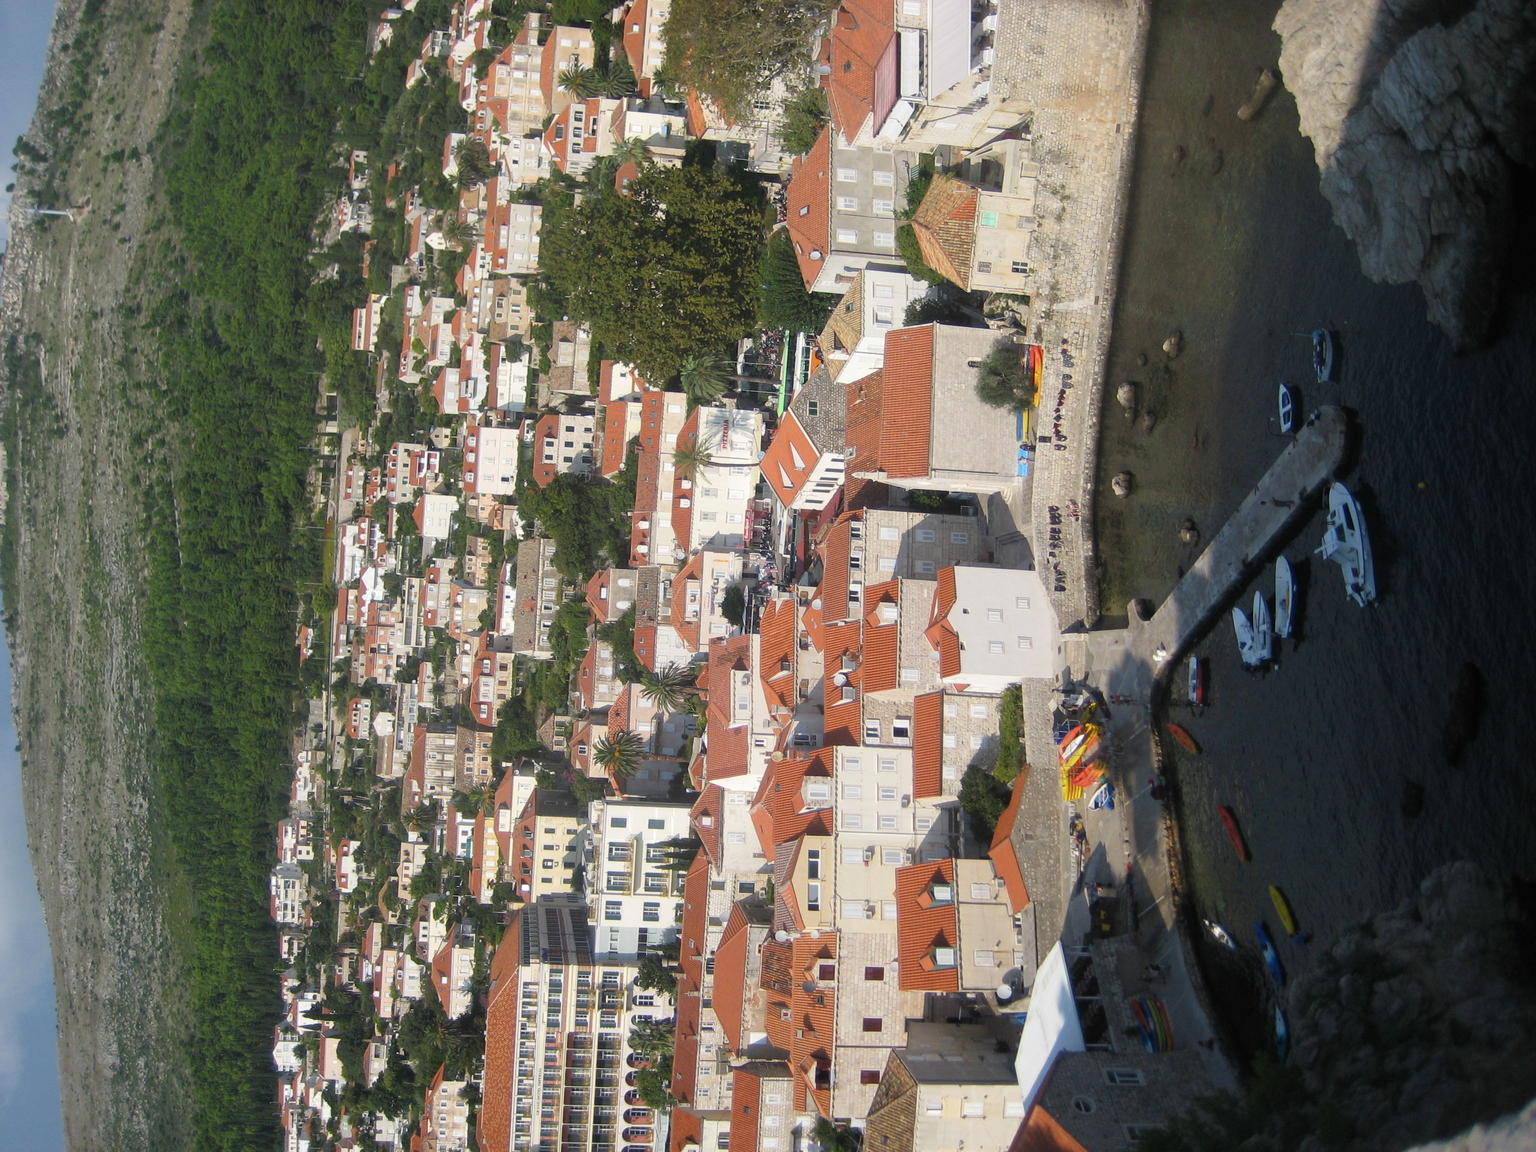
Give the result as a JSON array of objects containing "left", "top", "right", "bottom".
[
  {"left": 925, "top": 566, "right": 961, "bottom": 677},
  {"left": 821, "top": 0, "right": 898, "bottom": 140},
  {"left": 894, "top": 859, "right": 961, "bottom": 991},
  {"left": 759, "top": 932, "right": 838, "bottom": 1114},
  {"left": 989, "top": 768, "right": 1032, "bottom": 912},
  {"left": 821, "top": 620, "right": 864, "bottom": 746},
  {"left": 910, "top": 174, "right": 980, "bottom": 289},
  {"left": 690, "top": 783, "right": 724, "bottom": 866},
  {"left": 702, "top": 634, "right": 752, "bottom": 781},
  {"left": 912, "top": 691, "right": 945, "bottom": 799},
  {"left": 713, "top": 901, "right": 753, "bottom": 1052},
  {"left": 784, "top": 128, "right": 832, "bottom": 289},
  {"left": 757, "top": 599, "right": 798, "bottom": 715},
  {"left": 1010, "top": 1105, "right": 1090, "bottom": 1152},
  {"left": 729, "top": 1064, "right": 765, "bottom": 1152},
  {"left": 759, "top": 410, "right": 820, "bottom": 508},
  {"left": 750, "top": 749, "right": 834, "bottom": 856},
  {"left": 879, "top": 326, "right": 935, "bottom": 479},
  {"left": 857, "top": 579, "right": 902, "bottom": 693},
  {"left": 479, "top": 913, "right": 524, "bottom": 1152}
]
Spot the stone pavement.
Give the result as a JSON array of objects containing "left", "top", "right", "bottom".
[{"left": 991, "top": 0, "right": 1153, "bottom": 630}]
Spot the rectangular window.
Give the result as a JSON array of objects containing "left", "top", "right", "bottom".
[
  {"left": 881, "top": 847, "right": 904, "bottom": 866},
  {"left": 837, "top": 196, "right": 858, "bottom": 212},
  {"left": 878, "top": 756, "right": 897, "bottom": 772},
  {"left": 806, "top": 882, "right": 821, "bottom": 911},
  {"left": 950, "top": 531, "right": 970, "bottom": 544},
  {"left": 807, "top": 399, "right": 820, "bottom": 416},
  {"left": 971, "top": 882, "right": 993, "bottom": 900},
  {"left": 844, "top": 812, "right": 863, "bottom": 829},
  {"left": 874, "top": 231, "right": 894, "bottom": 247},
  {"left": 738, "top": 880, "right": 757, "bottom": 894},
  {"left": 862, "top": 1018, "right": 881, "bottom": 1033},
  {"left": 864, "top": 720, "right": 881, "bottom": 742},
  {"left": 977, "top": 260, "right": 992, "bottom": 273},
  {"left": 882, "top": 900, "right": 898, "bottom": 920},
  {"left": 843, "top": 783, "right": 863, "bottom": 800},
  {"left": 861, "top": 1069, "right": 881, "bottom": 1085},
  {"left": 973, "top": 949, "right": 995, "bottom": 967},
  {"left": 843, "top": 846, "right": 864, "bottom": 865},
  {"left": 874, "top": 198, "right": 893, "bottom": 215},
  {"left": 604, "top": 901, "right": 622, "bottom": 921},
  {"left": 878, "top": 814, "right": 898, "bottom": 831},
  {"left": 836, "top": 228, "right": 858, "bottom": 244},
  {"left": 963, "top": 1100, "right": 985, "bottom": 1118},
  {"left": 642, "top": 902, "right": 661, "bottom": 922},
  {"left": 916, "top": 559, "right": 935, "bottom": 574},
  {"left": 915, "top": 528, "right": 936, "bottom": 543},
  {"left": 988, "top": 640, "right": 1006, "bottom": 653},
  {"left": 892, "top": 719, "right": 911, "bottom": 742},
  {"left": 807, "top": 848, "right": 822, "bottom": 879},
  {"left": 879, "top": 785, "right": 898, "bottom": 801},
  {"left": 925, "top": 1102, "right": 943, "bottom": 1117},
  {"left": 986, "top": 607, "right": 1004, "bottom": 622},
  {"left": 836, "top": 168, "right": 857, "bottom": 182},
  {"left": 841, "top": 900, "right": 868, "bottom": 920},
  {"left": 943, "top": 732, "right": 957, "bottom": 748},
  {"left": 1012, "top": 260, "right": 1029, "bottom": 274},
  {"left": 979, "top": 210, "right": 999, "bottom": 227},
  {"left": 879, "top": 556, "right": 897, "bottom": 572},
  {"left": 1106, "top": 1068, "right": 1147, "bottom": 1086},
  {"left": 1018, "top": 636, "right": 1034, "bottom": 649},
  {"left": 900, "top": 667, "right": 919, "bottom": 683},
  {"left": 874, "top": 170, "right": 894, "bottom": 186},
  {"left": 864, "top": 965, "right": 884, "bottom": 981}
]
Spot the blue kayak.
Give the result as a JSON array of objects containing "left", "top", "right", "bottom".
[
  {"left": 1274, "top": 1005, "right": 1290, "bottom": 1062},
  {"left": 1253, "top": 921, "right": 1286, "bottom": 987}
]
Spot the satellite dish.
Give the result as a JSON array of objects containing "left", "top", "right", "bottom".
[
  {"left": 774, "top": 930, "right": 791, "bottom": 943},
  {"left": 996, "top": 983, "right": 1015, "bottom": 1002},
  {"left": 810, "top": 598, "right": 822, "bottom": 610},
  {"left": 832, "top": 672, "right": 847, "bottom": 686}
]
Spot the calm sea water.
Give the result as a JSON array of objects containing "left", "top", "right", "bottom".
[{"left": 1095, "top": 0, "right": 1536, "bottom": 1050}]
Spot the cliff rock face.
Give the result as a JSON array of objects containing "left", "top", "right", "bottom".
[
  {"left": 1274, "top": 0, "right": 1536, "bottom": 348},
  {"left": 1290, "top": 862, "right": 1536, "bottom": 1151}
]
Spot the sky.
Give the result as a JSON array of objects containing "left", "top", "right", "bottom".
[
  {"left": 0, "top": 628, "right": 65, "bottom": 1152},
  {"left": 0, "top": 0, "right": 58, "bottom": 250},
  {"left": 1, "top": 6, "right": 68, "bottom": 1149}
]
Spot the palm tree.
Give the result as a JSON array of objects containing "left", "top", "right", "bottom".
[
  {"left": 671, "top": 435, "right": 716, "bottom": 479},
  {"left": 640, "top": 663, "right": 700, "bottom": 713},
  {"left": 558, "top": 65, "right": 605, "bottom": 99},
  {"left": 592, "top": 730, "right": 645, "bottom": 780},
  {"left": 402, "top": 801, "right": 439, "bottom": 835},
  {"left": 452, "top": 785, "right": 494, "bottom": 817},
  {"left": 675, "top": 353, "right": 732, "bottom": 407},
  {"left": 609, "top": 136, "right": 650, "bottom": 168}
]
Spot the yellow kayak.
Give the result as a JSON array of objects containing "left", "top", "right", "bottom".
[{"left": 1269, "top": 885, "right": 1299, "bottom": 938}]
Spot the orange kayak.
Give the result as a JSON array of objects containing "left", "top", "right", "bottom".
[
  {"left": 1165, "top": 722, "right": 1201, "bottom": 755},
  {"left": 1218, "top": 805, "right": 1250, "bottom": 862}
]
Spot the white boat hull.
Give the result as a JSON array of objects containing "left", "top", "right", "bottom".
[
  {"left": 1316, "top": 481, "right": 1376, "bottom": 606},
  {"left": 1274, "top": 556, "right": 1294, "bottom": 639},
  {"left": 1233, "top": 606, "right": 1262, "bottom": 668},
  {"left": 1252, "top": 590, "right": 1274, "bottom": 663}
]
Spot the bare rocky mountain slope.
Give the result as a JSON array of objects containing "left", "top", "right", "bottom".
[{"left": 1, "top": 1, "right": 198, "bottom": 1148}]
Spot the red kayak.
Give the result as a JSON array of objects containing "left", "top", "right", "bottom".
[
  {"left": 1187, "top": 657, "right": 1206, "bottom": 706},
  {"left": 1218, "top": 805, "right": 1250, "bottom": 861},
  {"left": 1165, "top": 722, "right": 1201, "bottom": 755}
]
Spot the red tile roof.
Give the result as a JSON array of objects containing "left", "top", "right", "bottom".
[
  {"left": 757, "top": 599, "right": 798, "bottom": 716},
  {"left": 669, "top": 552, "right": 706, "bottom": 653},
  {"left": 910, "top": 174, "right": 980, "bottom": 289},
  {"left": 1010, "top": 1105, "right": 1089, "bottom": 1152},
  {"left": 759, "top": 409, "right": 819, "bottom": 507},
  {"left": 857, "top": 579, "right": 902, "bottom": 693},
  {"left": 784, "top": 128, "right": 832, "bottom": 289},
  {"left": 894, "top": 859, "right": 961, "bottom": 991},
  {"left": 817, "top": 513, "right": 856, "bottom": 623},
  {"left": 729, "top": 1063, "right": 765, "bottom": 1152},
  {"left": 820, "top": 620, "right": 864, "bottom": 747},
  {"left": 702, "top": 634, "right": 752, "bottom": 781},
  {"left": 925, "top": 566, "right": 961, "bottom": 677},
  {"left": 478, "top": 914, "right": 524, "bottom": 1152},
  {"left": 713, "top": 901, "right": 753, "bottom": 1053},
  {"left": 599, "top": 399, "right": 632, "bottom": 477},
  {"left": 750, "top": 749, "right": 834, "bottom": 856},
  {"left": 912, "top": 691, "right": 945, "bottom": 799},
  {"left": 879, "top": 325, "right": 935, "bottom": 479},
  {"left": 690, "top": 783, "right": 724, "bottom": 866},
  {"left": 760, "top": 932, "right": 838, "bottom": 1114},
  {"left": 989, "top": 769, "right": 1032, "bottom": 913},
  {"left": 821, "top": 0, "right": 898, "bottom": 140},
  {"left": 668, "top": 1109, "right": 703, "bottom": 1152}
]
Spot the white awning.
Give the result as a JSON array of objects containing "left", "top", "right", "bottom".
[{"left": 1013, "top": 942, "right": 1086, "bottom": 1111}]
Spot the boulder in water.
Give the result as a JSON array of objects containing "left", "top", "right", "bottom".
[
  {"left": 1179, "top": 519, "right": 1200, "bottom": 546},
  {"left": 1163, "top": 330, "right": 1183, "bottom": 358},
  {"left": 1237, "top": 67, "right": 1280, "bottom": 121},
  {"left": 1140, "top": 409, "right": 1158, "bottom": 434},
  {"left": 1116, "top": 381, "right": 1139, "bottom": 410},
  {"left": 1112, "top": 472, "right": 1134, "bottom": 498}
]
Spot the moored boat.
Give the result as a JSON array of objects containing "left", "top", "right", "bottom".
[
  {"left": 1203, "top": 919, "right": 1238, "bottom": 949},
  {"left": 1233, "top": 605, "right": 1262, "bottom": 668},
  {"left": 1316, "top": 480, "right": 1376, "bottom": 606},
  {"left": 1275, "top": 1006, "right": 1290, "bottom": 1062},
  {"left": 1252, "top": 590, "right": 1274, "bottom": 664},
  {"left": 1274, "top": 556, "right": 1294, "bottom": 639},
  {"left": 1187, "top": 656, "right": 1206, "bottom": 706},
  {"left": 1278, "top": 380, "right": 1295, "bottom": 433},
  {"left": 1165, "top": 722, "right": 1201, "bottom": 755},
  {"left": 1269, "top": 884, "right": 1300, "bottom": 938},
  {"left": 1218, "top": 805, "right": 1250, "bottom": 861},
  {"left": 1312, "top": 328, "right": 1334, "bottom": 383},
  {"left": 1088, "top": 780, "right": 1116, "bottom": 811},
  {"left": 1254, "top": 920, "right": 1286, "bottom": 986}
]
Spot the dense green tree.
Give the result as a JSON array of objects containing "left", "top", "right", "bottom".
[
  {"left": 537, "top": 163, "right": 765, "bottom": 380},
  {"left": 974, "top": 343, "right": 1035, "bottom": 411},
  {"left": 675, "top": 354, "right": 732, "bottom": 407},
  {"left": 778, "top": 85, "right": 828, "bottom": 155},
  {"left": 958, "top": 764, "right": 1011, "bottom": 843},
  {"left": 629, "top": 1015, "right": 677, "bottom": 1058},
  {"left": 635, "top": 952, "right": 679, "bottom": 995},
  {"left": 660, "top": 0, "right": 832, "bottom": 120},
  {"left": 757, "top": 230, "right": 836, "bottom": 332},
  {"left": 454, "top": 137, "right": 496, "bottom": 187},
  {"left": 558, "top": 64, "right": 606, "bottom": 99}
]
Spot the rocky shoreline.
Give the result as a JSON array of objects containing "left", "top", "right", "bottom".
[{"left": 1273, "top": 0, "right": 1536, "bottom": 350}]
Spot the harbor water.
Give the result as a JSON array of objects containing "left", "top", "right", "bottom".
[{"left": 1093, "top": 0, "right": 1536, "bottom": 1051}]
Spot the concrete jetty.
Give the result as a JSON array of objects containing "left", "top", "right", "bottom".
[
  {"left": 1135, "top": 404, "right": 1350, "bottom": 685},
  {"left": 1070, "top": 405, "right": 1351, "bottom": 701}
]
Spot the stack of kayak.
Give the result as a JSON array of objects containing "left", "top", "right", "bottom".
[
  {"left": 1129, "top": 996, "right": 1176, "bottom": 1053},
  {"left": 1058, "top": 721, "right": 1106, "bottom": 800}
]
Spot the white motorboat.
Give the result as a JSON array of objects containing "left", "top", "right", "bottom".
[
  {"left": 1252, "top": 590, "right": 1274, "bottom": 664},
  {"left": 1312, "top": 328, "right": 1334, "bottom": 384},
  {"left": 1233, "top": 605, "right": 1262, "bottom": 668},
  {"left": 1278, "top": 381, "right": 1295, "bottom": 433},
  {"left": 1316, "top": 480, "right": 1376, "bottom": 606},
  {"left": 1274, "top": 556, "right": 1295, "bottom": 639}
]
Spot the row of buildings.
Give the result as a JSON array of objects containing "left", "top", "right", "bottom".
[{"left": 273, "top": 1, "right": 1214, "bottom": 1151}]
